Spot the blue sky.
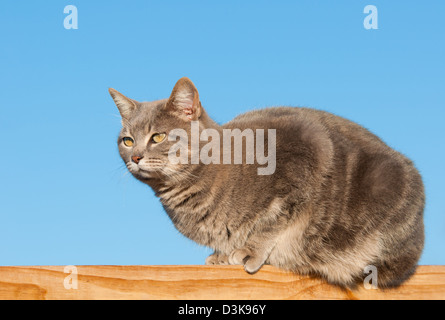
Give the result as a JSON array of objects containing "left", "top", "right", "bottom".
[{"left": 0, "top": 0, "right": 444, "bottom": 267}]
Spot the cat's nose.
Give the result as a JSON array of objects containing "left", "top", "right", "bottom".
[{"left": 131, "top": 156, "right": 143, "bottom": 164}]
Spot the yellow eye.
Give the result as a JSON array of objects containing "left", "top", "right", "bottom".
[
  {"left": 152, "top": 133, "right": 166, "bottom": 143},
  {"left": 123, "top": 137, "right": 134, "bottom": 147}
]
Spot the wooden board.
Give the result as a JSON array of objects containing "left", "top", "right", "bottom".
[{"left": 0, "top": 265, "right": 444, "bottom": 300}]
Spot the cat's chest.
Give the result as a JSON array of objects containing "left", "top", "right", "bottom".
[{"left": 159, "top": 193, "right": 234, "bottom": 250}]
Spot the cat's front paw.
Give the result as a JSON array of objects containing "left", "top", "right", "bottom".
[
  {"left": 228, "top": 247, "right": 265, "bottom": 274},
  {"left": 205, "top": 252, "right": 229, "bottom": 265}
]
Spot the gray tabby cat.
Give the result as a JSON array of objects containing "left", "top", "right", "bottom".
[{"left": 109, "top": 77, "right": 424, "bottom": 288}]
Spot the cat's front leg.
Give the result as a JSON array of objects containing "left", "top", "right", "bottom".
[
  {"left": 228, "top": 246, "right": 269, "bottom": 274},
  {"left": 205, "top": 251, "right": 229, "bottom": 265},
  {"left": 228, "top": 226, "right": 280, "bottom": 274}
]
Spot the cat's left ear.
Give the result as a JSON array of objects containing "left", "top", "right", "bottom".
[
  {"left": 166, "top": 77, "right": 202, "bottom": 121},
  {"left": 109, "top": 88, "right": 138, "bottom": 120}
]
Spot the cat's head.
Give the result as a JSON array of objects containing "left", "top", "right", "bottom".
[{"left": 110, "top": 77, "right": 211, "bottom": 183}]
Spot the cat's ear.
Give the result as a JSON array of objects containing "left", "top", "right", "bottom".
[
  {"left": 109, "top": 88, "right": 138, "bottom": 120},
  {"left": 166, "top": 77, "right": 202, "bottom": 121}
]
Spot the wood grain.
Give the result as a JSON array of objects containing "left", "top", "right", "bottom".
[{"left": 0, "top": 265, "right": 444, "bottom": 300}]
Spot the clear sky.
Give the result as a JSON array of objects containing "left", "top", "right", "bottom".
[{"left": 0, "top": 1, "right": 444, "bottom": 267}]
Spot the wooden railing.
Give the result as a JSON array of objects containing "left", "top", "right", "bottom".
[{"left": 0, "top": 265, "right": 444, "bottom": 300}]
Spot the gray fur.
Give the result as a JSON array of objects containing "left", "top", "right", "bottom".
[{"left": 110, "top": 78, "right": 424, "bottom": 288}]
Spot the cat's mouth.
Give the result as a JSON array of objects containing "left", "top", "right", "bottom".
[
  {"left": 125, "top": 161, "right": 155, "bottom": 176},
  {"left": 138, "top": 166, "right": 161, "bottom": 174},
  {"left": 129, "top": 159, "right": 166, "bottom": 178},
  {"left": 130, "top": 167, "right": 159, "bottom": 180}
]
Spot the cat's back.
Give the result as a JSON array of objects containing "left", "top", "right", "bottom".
[
  {"left": 224, "top": 106, "right": 398, "bottom": 156},
  {"left": 224, "top": 106, "right": 423, "bottom": 204}
]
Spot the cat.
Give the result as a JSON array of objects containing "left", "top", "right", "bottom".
[{"left": 109, "top": 77, "right": 425, "bottom": 289}]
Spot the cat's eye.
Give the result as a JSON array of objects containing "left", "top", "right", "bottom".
[
  {"left": 123, "top": 137, "right": 134, "bottom": 147},
  {"left": 152, "top": 133, "right": 166, "bottom": 143}
]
